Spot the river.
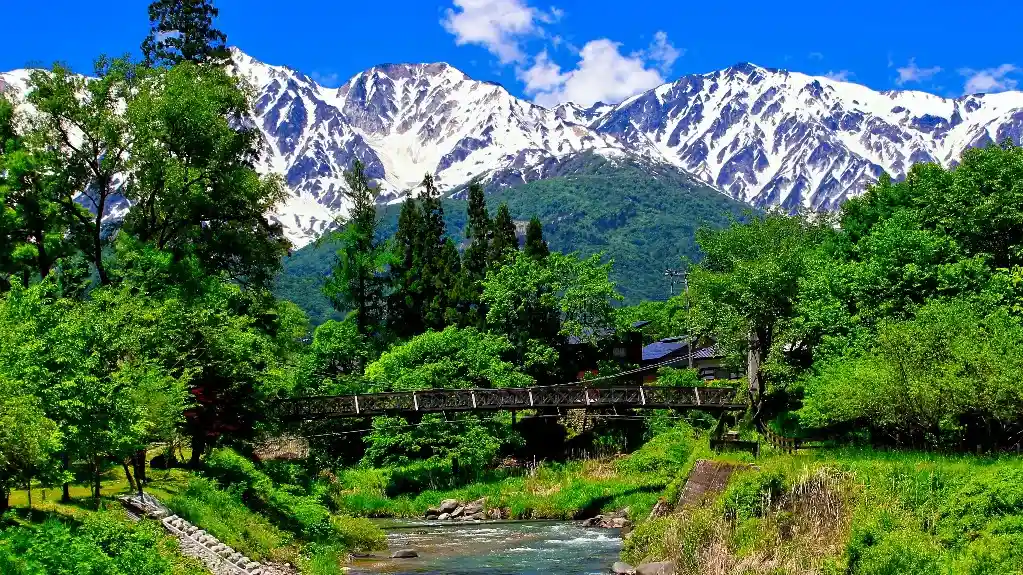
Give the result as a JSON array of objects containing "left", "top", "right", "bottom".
[{"left": 349, "top": 520, "right": 624, "bottom": 574}]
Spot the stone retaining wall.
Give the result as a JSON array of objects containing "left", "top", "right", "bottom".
[{"left": 120, "top": 494, "right": 264, "bottom": 575}]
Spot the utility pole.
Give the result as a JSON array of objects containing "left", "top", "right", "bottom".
[{"left": 664, "top": 268, "right": 694, "bottom": 369}]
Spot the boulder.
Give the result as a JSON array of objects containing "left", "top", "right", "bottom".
[
  {"left": 468, "top": 512, "right": 484, "bottom": 521},
  {"left": 425, "top": 507, "right": 442, "bottom": 518},
  {"left": 437, "top": 513, "right": 451, "bottom": 521},
  {"left": 612, "top": 507, "right": 631, "bottom": 519},
  {"left": 610, "top": 517, "right": 632, "bottom": 529},
  {"left": 485, "top": 508, "right": 503, "bottom": 520},
  {"left": 425, "top": 512, "right": 439, "bottom": 520},
  {"left": 438, "top": 499, "right": 460, "bottom": 514},
  {"left": 463, "top": 498, "right": 485, "bottom": 516},
  {"left": 391, "top": 549, "right": 419, "bottom": 559},
  {"left": 636, "top": 561, "right": 676, "bottom": 575},
  {"left": 450, "top": 505, "right": 465, "bottom": 518},
  {"left": 582, "top": 516, "right": 602, "bottom": 527},
  {"left": 612, "top": 562, "right": 637, "bottom": 575}
]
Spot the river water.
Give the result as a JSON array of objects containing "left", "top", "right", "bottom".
[{"left": 349, "top": 520, "right": 623, "bottom": 574}]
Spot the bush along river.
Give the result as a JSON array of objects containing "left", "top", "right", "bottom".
[{"left": 349, "top": 520, "right": 624, "bottom": 574}]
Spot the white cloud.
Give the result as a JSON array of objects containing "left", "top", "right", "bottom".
[
  {"left": 895, "top": 58, "right": 942, "bottom": 85},
  {"left": 441, "top": 0, "right": 551, "bottom": 64},
  {"left": 823, "top": 70, "right": 853, "bottom": 82},
  {"left": 647, "top": 31, "right": 682, "bottom": 73},
  {"left": 960, "top": 64, "right": 1019, "bottom": 94},
  {"left": 443, "top": 0, "right": 680, "bottom": 107},
  {"left": 520, "top": 39, "right": 668, "bottom": 107},
  {"left": 808, "top": 51, "right": 824, "bottom": 61}
]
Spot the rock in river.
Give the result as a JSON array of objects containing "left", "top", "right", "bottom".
[
  {"left": 636, "top": 561, "right": 676, "bottom": 575},
  {"left": 391, "top": 549, "right": 419, "bottom": 559},
  {"left": 612, "top": 561, "right": 637, "bottom": 574},
  {"left": 438, "top": 499, "right": 460, "bottom": 514}
]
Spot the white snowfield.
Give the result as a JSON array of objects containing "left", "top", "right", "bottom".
[{"left": 3, "top": 49, "right": 1022, "bottom": 248}]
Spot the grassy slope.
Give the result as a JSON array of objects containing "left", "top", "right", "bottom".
[
  {"left": 275, "top": 153, "right": 747, "bottom": 325},
  {"left": 621, "top": 446, "right": 1023, "bottom": 574}
]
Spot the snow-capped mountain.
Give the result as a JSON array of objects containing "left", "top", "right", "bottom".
[
  {"left": 3, "top": 51, "right": 1023, "bottom": 247},
  {"left": 589, "top": 62, "right": 1023, "bottom": 211},
  {"left": 227, "top": 49, "right": 624, "bottom": 245}
]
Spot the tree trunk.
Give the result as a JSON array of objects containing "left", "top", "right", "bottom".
[
  {"left": 61, "top": 453, "right": 71, "bottom": 503},
  {"left": 122, "top": 459, "right": 136, "bottom": 493},
  {"left": 133, "top": 449, "right": 147, "bottom": 491},
  {"left": 92, "top": 456, "right": 102, "bottom": 503},
  {"left": 188, "top": 435, "right": 206, "bottom": 469},
  {"left": 0, "top": 488, "right": 8, "bottom": 515},
  {"left": 747, "top": 328, "right": 763, "bottom": 417}
]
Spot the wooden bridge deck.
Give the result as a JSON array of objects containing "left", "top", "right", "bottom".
[{"left": 275, "top": 385, "right": 746, "bottom": 421}]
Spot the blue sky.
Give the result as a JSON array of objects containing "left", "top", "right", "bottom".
[{"left": 4, "top": 0, "right": 1021, "bottom": 106}]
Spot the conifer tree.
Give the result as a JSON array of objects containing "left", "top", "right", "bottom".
[
  {"left": 142, "top": 0, "right": 230, "bottom": 67},
  {"left": 323, "top": 161, "right": 387, "bottom": 353},
  {"left": 450, "top": 181, "right": 491, "bottom": 327},
  {"left": 418, "top": 174, "right": 456, "bottom": 331},
  {"left": 524, "top": 216, "right": 549, "bottom": 260},
  {"left": 489, "top": 203, "right": 518, "bottom": 268},
  {"left": 463, "top": 182, "right": 490, "bottom": 282},
  {"left": 387, "top": 196, "right": 425, "bottom": 340}
]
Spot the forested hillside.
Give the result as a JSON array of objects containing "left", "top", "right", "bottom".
[{"left": 276, "top": 153, "right": 746, "bottom": 325}]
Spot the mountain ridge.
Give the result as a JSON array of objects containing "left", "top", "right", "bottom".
[{"left": 3, "top": 49, "right": 1022, "bottom": 248}]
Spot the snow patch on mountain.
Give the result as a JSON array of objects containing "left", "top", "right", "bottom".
[{"left": 4, "top": 52, "right": 1023, "bottom": 248}]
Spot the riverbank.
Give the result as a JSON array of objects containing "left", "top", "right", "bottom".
[
  {"left": 619, "top": 446, "right": 1023, "bottom": 575},
  {"left": 4, "top": 430, "right": 1022, "bottom": 575}
]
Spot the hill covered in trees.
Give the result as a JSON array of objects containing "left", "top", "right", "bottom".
[{"left": 276, "top": 152, "right": 746, "bottom": 325}]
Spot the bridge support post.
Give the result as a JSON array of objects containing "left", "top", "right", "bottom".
[{"left": 512, "top": 410, "right": 517, "bottom": 427}]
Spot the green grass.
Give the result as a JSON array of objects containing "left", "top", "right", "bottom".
[
  {"left": 325, "top": 423, "right": 712, "bottom": 522},
  {"left": 163, "top": 477, "right": 300, "bottom": 564},
  {"left": 621, "top": 443, "right": 1023, "bottom": 574}
]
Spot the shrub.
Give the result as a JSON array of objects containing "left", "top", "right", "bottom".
[
  {"left": 616, "top": 422, "right": 698, "bottom": 475},
  {"left": 202, "top": 449, "right": 386, "bottom": 552},
  {"left": 719, "top": 469, "right": 785, "bottom": 520}
]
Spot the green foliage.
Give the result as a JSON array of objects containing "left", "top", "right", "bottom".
[
  {"left": 322, "top": 161, "right": 388, "bottom": 350},
  {"left": 719, "top": 468, "right": 785, "bottom": 520},
  {"left": 0, "top": 385, "right": 62, "bottom": 510},
  {"left": 166, "top": 477, "right": 295, "bottom": 562},
  {"left": 799, "top": 298, "right": 1023, "bottom": 446},
  {"left": 0, "top": 511, "right": 202, "bottom": 575},
  {"left": 202, "top": 449, "right": 385, "bottom": 552},
  {"left": 276, "top": 152, "right": 747, "bottom": 323},
  {"left": 616, "top": 423, "right": 698, "bottom": 474},
  {"left": 141, "top": 0, "right": 230, "bottom": 67},
  {"left": 691, "top": 211, "right": 832, "bottom": 404},
  {"left": 364, "top": 325, "right": 532, "bottom": 391},
  {"left": 124, "top": 61, "right": 288, "bottom": 289}
]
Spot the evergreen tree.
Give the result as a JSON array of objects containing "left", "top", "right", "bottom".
[
  {"left": 450, "top": 181, "right": 491, "bottom": 327},
  {"left": 418, "top": 174, "right": 456, "bottom": 331},
  {"left": 489, "top": 203, "right": 518, "bottom": 269},
  {"left": 141, "top": 0, "right": 230, "bottom": 67},
  {"left": 323, "top": 161, "right": 387, "bottom": 355},
  {"left": 387, "top": 197, "right": 425, "bottom": 340},
  {"left": 463, "top": 181, "right": 491, "bottom": 280},
  {"left": 524, "top": 216, "right": 549, "bottom": 260}
]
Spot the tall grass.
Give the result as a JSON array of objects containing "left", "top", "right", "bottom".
[{"left": 621, "top": 444, "right": 1023, "bottom": 575}]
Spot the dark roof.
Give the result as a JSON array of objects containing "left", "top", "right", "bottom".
[
  {"left": 691, "top": 344, "right": 722, "bottom": 360},
  {"left": 642, "top": 339, "right": 687, "bottom": 361},
  {"left": 631, "top": 320, "right": 652, "bottom": 329},
  {"left": 642, "top": 338, "right": 723, "bottom": 362},
  {"left": 566, "top": 320, "right": 650, "bottom": 345}
]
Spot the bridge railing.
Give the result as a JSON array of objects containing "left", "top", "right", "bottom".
[{"left": 274, "top": 384, "right": 745, "bottom": 421}]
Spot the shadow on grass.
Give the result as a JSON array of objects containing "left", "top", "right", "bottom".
[{"left": 574, "top": 483, "right": 664, "bottom": 519}]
